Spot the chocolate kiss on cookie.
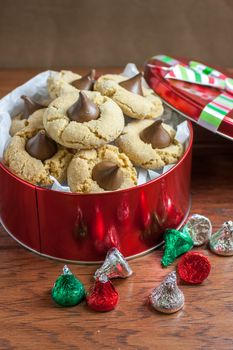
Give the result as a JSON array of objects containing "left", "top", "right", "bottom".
[
  {"left": 92, "top": 161, "right": 123, "bottom": 191},
  {"left": 140, "top": 120, "right": 172, "bottom": 149},
  {"left": 26, "top": 130, "right": 57, "bottom": 161},
  {"left": 71, "top": 69, "right": 95, "bottom": 90},
  {"left": 21, "top": 95, "right": 44, "bottom": 119},
  {"left": 119, "top": 73, "right": 143, "bottom": 96},
  {"left": 67, "top": 92, "right": 100, "bottom": 122}
]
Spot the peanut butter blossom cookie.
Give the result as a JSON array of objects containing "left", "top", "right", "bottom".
[
  {"left": 117, "top": 119, "right": 183, "bottom": 169},
  {"left": 4, "top": 126, "right": 73, "bottom": 186},
  {"left": 67, "top": 145, "right": 137, "bottom": 193},
  {"left": 94, "top": 73, "right": 163, "bottom": 119},
  {"left": 47, "top": 70, "right": 95, "bottom": 99},
  {"left": 43, "top": 91, "right": 125, "bottom": 149},
  {"left": 10, "top": 95, "right": 46, "bottom": 136}
]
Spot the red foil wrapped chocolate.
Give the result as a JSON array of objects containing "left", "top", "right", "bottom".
[
  {"left": 86, "top": 275, "right": 119, "bottom": 312},
  {"left": 177, "top": 251, "right": 211, "bottom": 284}
]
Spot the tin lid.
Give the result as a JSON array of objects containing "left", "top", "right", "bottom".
[{"left": 144, "top": 55, "right": 233, "bottom": 141}]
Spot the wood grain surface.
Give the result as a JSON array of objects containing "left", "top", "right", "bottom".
[{"left": 0, "top": 69, "right": 233, "bottom": 350}]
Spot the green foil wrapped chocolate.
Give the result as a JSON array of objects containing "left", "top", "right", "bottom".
[
  {"left": 161, "top": 228, "right": 194, "bottom": 267},
  {"left": 51, "top": 265, "right": 86, "bottom": 307}
]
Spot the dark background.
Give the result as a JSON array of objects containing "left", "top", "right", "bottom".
[{"left": 0, "top": 0, "right": 232, "bottom": 69}]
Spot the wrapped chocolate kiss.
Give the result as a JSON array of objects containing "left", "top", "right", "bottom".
[
  {"left": 149, "top": 271, "right": 184, "bottom": 314},
  {"left": 87, "top": 275, "right": 119, "bottom": 312},
  {"left": 177, "top": 251, "right": 211, "bottom": 284},
  {"left": 184, "top": 214, "right": 212, "bottom": 246},
  {"left": 51, "top": 265, "right": 86, "bottom": 307},
  {"left": 94, "top": 247, "right": 133, "bottom": 280},
  {"left": 210, "top": 221, "right": 233, "bottom": 256},
  {"left": 161, "top": 228, "right": 194, "bottom": 267}
]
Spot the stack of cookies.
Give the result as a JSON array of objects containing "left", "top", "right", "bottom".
[{"left": 4, "top": 69, "right": 183, "bottom": 193}]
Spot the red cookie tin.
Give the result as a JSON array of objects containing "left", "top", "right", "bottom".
[{"left": 0, "top": 73, "right": 193, "bottom": 263}]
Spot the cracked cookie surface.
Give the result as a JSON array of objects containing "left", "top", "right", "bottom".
[
  {"left": 43, "top": 92, "right": 125, "bottom": 149},
  {"left": 47, "top": 70, "right": 83, "bottom": 98},
  {"left": 10, "top": 109, "right": 45, "bottom": 136},
  {"left": 117, "top": 120, "right": 183, "bottom": 170},
  {"left": 94, "top": 74, "right": 163, "bottom": 119},
  {"left": 67, "top": 144, "right": 137, "bottom": 193},
  {"left": 4, "top": 126, "right": 73, "bottom": 186}
]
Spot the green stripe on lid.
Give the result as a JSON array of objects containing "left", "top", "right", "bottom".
[
  {"left": 193, "top": 70, "right": 202, "bottom": 83},
  {"left": 200, "top": 110, "right": 222, "bottom": 128},
  {"left": 180, "top": 66, "right": 189, "bottom": 80},
  {"left": 207, "top": 104, "right": 227, "bottom": 116}
]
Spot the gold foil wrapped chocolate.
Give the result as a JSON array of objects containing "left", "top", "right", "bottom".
[
  {"left": 210, "top": 221, "right": 233, "bottom": 256},
  {"left": 94, "top": 247, "right": 133, "bottom": 280},
  {"left": 149, "top": 271, "right": 184, "bottom": 314},
  {"left": 184, "top": 214, "right": 212, "bottom": 246}
]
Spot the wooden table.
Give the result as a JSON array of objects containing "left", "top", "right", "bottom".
[{"left": 0, "top": 69, "right": 233, "bottom": 350}]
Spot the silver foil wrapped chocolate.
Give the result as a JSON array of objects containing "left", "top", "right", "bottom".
[
  {"left": 149, "top": 271, "right": 184, "bottom": 314},
  {"left": 184, "top": 214, "right": 212, "bottom": 246},
  {"left": 210, "top": 221, "right": 233, "bottom": 256},
  {"left": 94, "top": 248, "right": 133, "bottom": 279}
]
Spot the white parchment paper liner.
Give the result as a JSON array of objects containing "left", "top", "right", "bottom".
[
  {"left": 0, "top": 70, "right": 56, "bottom": 158},
  {"left": 0, "top": 64, "right": 190, "bottom": 193}
]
